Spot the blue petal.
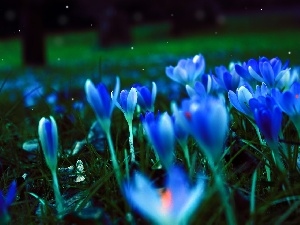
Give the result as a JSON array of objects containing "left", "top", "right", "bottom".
[
  {"left": 97, "top": 84, "right": 111, "bottom": 118},
  {"left": 185, "top": 59, "right": 196, "bottom": 82},
  {"left": 256, "top": 109, "right": 273, "bottom": 141},
  {"left": 5, "top": 181, "right": 16, "bottom": 206},
  {"left": 280, "top": 91, "right": 295, "bottom": 115},
  {"left": 123, "top": 172, "right": 163, "bottom": 223},
  {"left": 119, "top": 90, "right": 129, "bottom": 111},
  {"left": 260, "top": 62, "right": 275, "bottom": 87},
  {"left": 271, "top": 58, "right": 282, "bottom": 76},
  {"left": 228, "top": 90, "right": 245, "bottom": 113},
  {"left": 166, "top": 66, "right": 174, "bottom": 78},
  {"left": 166, "top": 166, "right": 190, "bottom": 215},
  {"left": 272, "top": 106, "right": 282, "bottom": 140},
  {"left": 248, "top": 59, "right": 259, "bottom": 73},
  {"left": 223, "top": 71, "right": 233, "bottom": 91},
  {"left": 235, "top": 64, "right": 251, "bottom": 80}
]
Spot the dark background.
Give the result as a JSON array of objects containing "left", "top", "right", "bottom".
[
  {"left": 1, "top": 0, "right": 300, "bottom": 36},
  {"left": 1, "top": 0, "right": 300, "bottom": 67}
]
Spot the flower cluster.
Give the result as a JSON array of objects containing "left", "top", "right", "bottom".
[{"left": 16, "top": 53, "right": 300, "bottom": 224}]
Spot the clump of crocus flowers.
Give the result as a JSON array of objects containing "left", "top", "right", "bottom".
[{"left": 11, "top": 53, "right": 300, "bottom": 224}]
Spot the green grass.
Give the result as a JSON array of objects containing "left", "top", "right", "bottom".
[{"left": 1, "top": 18, "right": 300, "bottom": 73}]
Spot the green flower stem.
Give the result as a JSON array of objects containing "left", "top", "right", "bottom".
[
  {"left": 208, "top": 158, "right": 237, "bottom": 225},
  {"left": 179, "top": 141, "right": 191, "bottom": 171},
  {"left": 249, "top": 119, "right": 264, "bottom": 145},
  {"left": 106, "top": 130, "right": 122, "bottom": 188},
  {"left": 0, "top": 214, "right": 11, "bottom": 225},
  {"left": 127, "top": 120, "right": 135, "bottom": 162},
  {"left": 51, "top": 170, "right": 64, "bottom": 217},
  {"left": 268, "top": 141, "right": 285, "bottom": 172}
]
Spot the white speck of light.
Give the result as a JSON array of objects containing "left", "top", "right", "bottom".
[
  {"left": 1, "top": 59, "right": 3, "bottom": 61},
  {"left": 58, "top": 58, "right": 61, "bottom": 61},
  {"left": 167, "top": 41, "right": 169, "bottom": 44},
  {"left": 18, "top": 29, "right": 20, "bottom": 32},
  {"left": 66, "top": 5, "right": 69, "bottom": 9},
  {"left": 215, "top": 31, "right": 218, "bottom": 34},
  {"left": 261, "top": 8, "right": 262, "bottom": 11},
  {"left": 288, "top": 51, "right": 291, "bottom": 55},
  {"left": 142, "top": 68, "right": 144, "bottom": 71},
  {"left": 91, "top": 24, "right": 93, "bottom": 26},
  {"left": 131, "top": 46, "right": 134, "bottom": 50},
  {"left": 71, "top": 98, "right": 74, "bottom": 101}
]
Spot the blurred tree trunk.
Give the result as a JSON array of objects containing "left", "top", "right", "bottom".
[{"left": 20, "top": 0, "right": 45, "bottom": 66}]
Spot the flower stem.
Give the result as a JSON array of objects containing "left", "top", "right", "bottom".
[
  {"left": 51, "top": 170, "right": 64, "bottom": 217},
  {"left": 268, "top": 141, "right": 284, "bottom": 172},
  {"left": 179, "top": 141, "right": 191, "bottom": 171},
  {"left": 106, "top": 130, "right": 122, "bottom": 187},
  {"left": 128, "top": 121, "right": 135, "bottom": 162},
  {"left": 208, "top": 159, "right": 237, "bottom": 225}
]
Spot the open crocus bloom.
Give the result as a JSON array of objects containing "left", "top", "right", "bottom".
[
  {"left": 165, "top": 54, "right": 205, "bottom": 86},
  {"left": 123, "top": 166, "right": 205, "bottom": 225}
]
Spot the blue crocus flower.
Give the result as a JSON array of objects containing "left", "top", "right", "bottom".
[
  {"left": 178, "top": 96, "right": 229, "bottom": 163},
  {"left": 134, "top": 82, "right": 157, "bottom": 112},
  {"left": 215, "top": 63, "right": 240, "bottom": 92},
  {"left": 165, "top": 54, "right": 205, "bottom": 86},
  {"left": 115, "top": 87, "right": 137, "bottom": 123},
  {"left": 185, "top": 73, "right": 220, "bottom": 98},
  {"left": 115, "top": 87, "right": 138, "bottom": 161},
  {"left": 272, "top": 82, "right": 300, "bottom": 134},
  {"left": 172, "top": 114, "right": 188, "bottom": 146},
  {"left": 249, "top": 96, "right": 283, "bottom": 168},
  {"left": 186, "top": 81, "right": 207, "bottom": 98},
  {"left": 38, "top": 116, "right": 58, "bottom": 172},
  {"left": 85, "top": 78, "right": 120, "bottom": 133},
  {"left": 235, "top": 57, "right": 289, "bottom": 88},
  {"left": 249, "top": 96, "right": 282, "bottom": 144},
  {"left": 0, "top": 181, "right": 16, "bottom": 224},
  {"left": 276, "top": 67, "right": 299, "bottom": 91},
  {"left": 123, "top": 166, "right": 205, "bottom": 225},
  {"left": 141, "top": 112, "right": 174, "bottom": 169},
  {"left": 228, "top": 83, "right": 270, "bottom": 118}
]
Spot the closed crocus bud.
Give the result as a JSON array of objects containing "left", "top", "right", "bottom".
[
  {"left": 134, "top": 82, "right": 157, "bottom": 112},
  {"left": 38, "top": 116, "right": 58, "bottom": 172},
  {"left": 179, "top": 96, "right": 229, "bottom": 163},
  {"left": 85, "top": 77, "right": 120, "bottom": 133},
  {"left": 142, "top": 112, "right": 174, "bottom": 170}
]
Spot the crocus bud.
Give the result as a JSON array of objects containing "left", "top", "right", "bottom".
[
  {"left": 38, "top": 116, "right": 58, "bottom": 172},
  {"left": 85, "top": 77, "right": 120, "bottom": 133}
]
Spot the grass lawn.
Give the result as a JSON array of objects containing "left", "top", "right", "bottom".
[{"left": 1, "top": 10, "right": 300, "bottom": 75}]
